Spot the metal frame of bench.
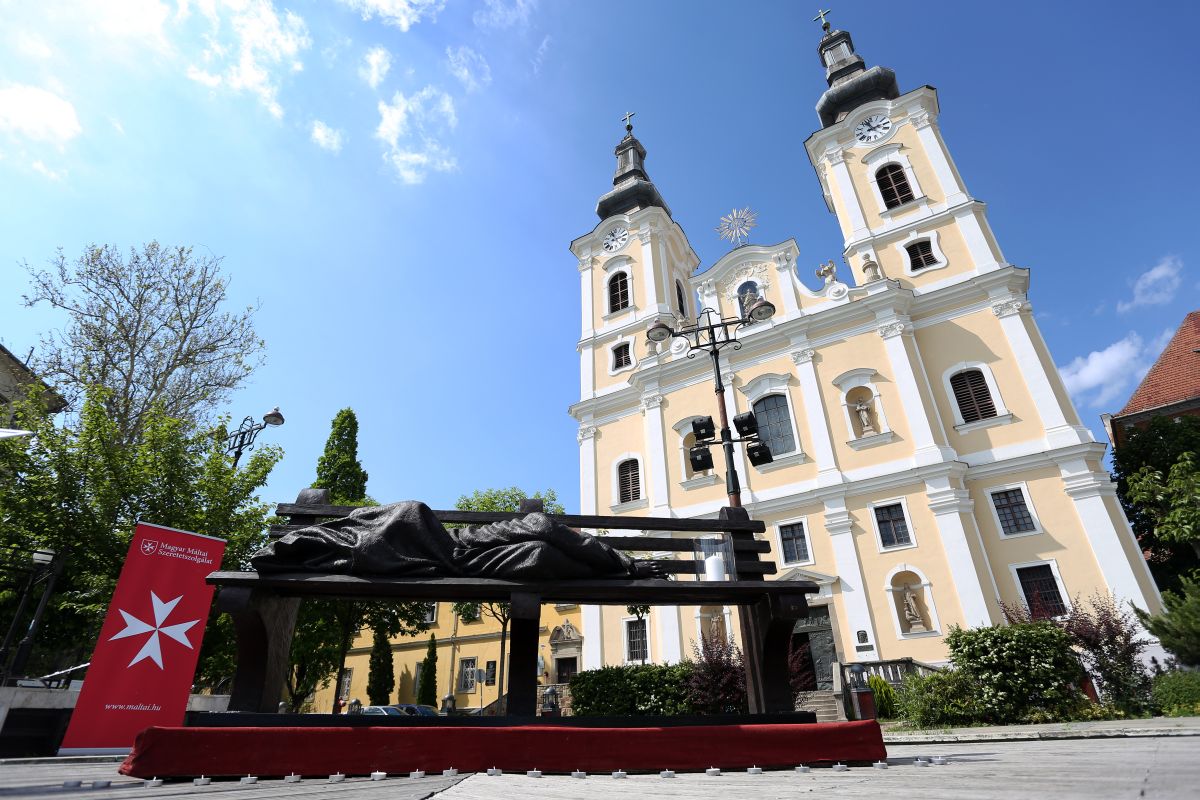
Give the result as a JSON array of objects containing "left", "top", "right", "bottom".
[{"left": 208, "top": 491, "right": 818, "bottom": 718}]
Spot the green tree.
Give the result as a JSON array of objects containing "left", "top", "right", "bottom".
[
  {"left": 1128, "top": 452, "right": 1200, "bottom": 559},
  {"left": 0, "top": 389, "right": 280, "bottom": 685},
  {"left": 1112, "top": 416, "right": 1200, "bottom": 591},
  {"left": 366, "top": 628, "right": 395, "bottom": 705},
  {"left": 286, "top": 409, "right": 428, "bottom": 711},
  {"left": 416, "top": 634, "right": 438, "bottom": 707},
  {"left": 1136, "top": 573, "right": 1200, "bottom": 668},
  {"left": 450, "top": 487, "right": 564, "bottom": 709},
  {"left": 23, "top": 242, "right": 263, "bottom": 444}
]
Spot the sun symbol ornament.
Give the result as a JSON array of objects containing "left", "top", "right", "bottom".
[
  {"left": 716, "top": 207, "right": 758, "bottom": 248},
  {"left": 109, "top": 591, "right": 200, "bottom": 669}
]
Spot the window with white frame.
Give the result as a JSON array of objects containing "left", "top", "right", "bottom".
[
  {"left": 904, "top": 240, "right": 939, "bottom": 270},
  {"left": 485, "top": 660, "right": 497, "bottom": 686},
  {"left": 753, "top": 394, "right": 796, "bottom": 456},
  {"left": 1014, "top": 563, "right": 1068, "bottom": 619},
  {"left": 874, "top": 503, "right": 912, "bottom": 549},
  {"left": 612, "top": 342, "right": 632, "bottom": 371},
  {"left": 458, "top": 657, "right": 477, "bottom": 692},
  {"left": 675, "top": 279, "right": 688, "bottom": 317},
  {"left": 990, "top": 487, "right": 1038, "bottom": 536},
  {"left": 876, "top": 163, "right": 914, "bottom": 209},
  {"left": 950, "top": 368, "right": 997, "bottom": 423},
  {"left": 412, "top": 662, "right": 423, "bottom": 697},
  {"left": 625, "top": 617, "right": 648, "bottom": 662},
  {"left": 421, "top": 603, "right": 438, "bottom": 624},
  {"left": 617, "top": 459, "right": 641, "bottom": 504},
  {"left": 608, "top": 271, "right": 630, "bottom": 313},
  {"left": 779, "top": 521, "right": 810, "bottom": 564}
]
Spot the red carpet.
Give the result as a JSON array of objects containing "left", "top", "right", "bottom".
[{"left": 119, "top": 721, "right": 885, "bottom": 777}]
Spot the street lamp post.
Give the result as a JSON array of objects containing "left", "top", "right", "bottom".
[
  {"left": 646, "top": 292, "right": 778, "bottom": 508},
  {"left": 0, "top": 548, "right": 63, "bottom": 684},
  {"left": 225, "top": 407, "right": 285, "bottom": 467}
]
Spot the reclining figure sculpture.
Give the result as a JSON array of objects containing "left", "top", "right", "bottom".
[{"left": 252, "top": 501, "right": 667, "bottom": 581}]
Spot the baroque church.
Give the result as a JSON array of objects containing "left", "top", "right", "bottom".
[{"left": 565, "top": 21, "right": 1162, "bottom": 685}]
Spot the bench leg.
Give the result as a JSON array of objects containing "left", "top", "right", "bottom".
[
  {"left": 744, "top": 593, "right": 811, "bottom": 714},
  {"left": 216, "top": 587, "right": 300, "bottom": 713},
  {"left": 505, "top": 592, "right": 541, "bottom": 717}
]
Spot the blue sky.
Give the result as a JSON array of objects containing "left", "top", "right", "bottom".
[{"left": 1, "top": 0, "right": 1197, "bottom": 514}]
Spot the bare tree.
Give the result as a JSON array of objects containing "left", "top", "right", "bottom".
[{"left": 24, "top": 242, "right": 264, "bottom": 441}]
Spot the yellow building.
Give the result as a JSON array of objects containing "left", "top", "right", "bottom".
[
  {"left": 565, "top": 23, "right": 1162, "bottom": 687},
  {"left": 316, "top": 602, "right": 584, "bottom": 713}
]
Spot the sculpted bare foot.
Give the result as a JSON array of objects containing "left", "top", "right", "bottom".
[{"left": 632, "top": 559, "right": 668, "bottom": 579}]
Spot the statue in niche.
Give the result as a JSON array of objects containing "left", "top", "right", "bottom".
[
  {"left": 252, "top": 501, "right": 668, "bottom": 581},
  {"left": 903, "top": 586, "right": 928, "bottom": 633},
  {"left": 854, "top": 397, "right": 877, "bottom": 435}
]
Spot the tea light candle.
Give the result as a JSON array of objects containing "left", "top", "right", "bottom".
[
  {"left": 442, "top": 769, "right": 458, "bottom": 777},
  {"left": 571, "top": 770, "right": 586, "bottom": 778},
  {"left": 409, "top": 771, "right": 425, "bottom": 779},
  {"left": 284, "top": 774, "right": 302, "bottom": 782},
  {"left": 611, "top": 770, "right": 627, "bottom": 779},
  {"left": 239, "top": 776, "right": 257, "bottom": 784},
  {"left": 92, "top": 781, "right": 111, "bottom": 789},
  {"left": 327, "top": 774, "right": 345, "bottom": 783},
  {"left": 63, "top": 781, "right": 82, "bottom": 789},
  {"left": 931, "top": 756, "right": 948, "bottom": 765},
  {"left": 192, "top": 777, "right": 210, "bottom": 786},
  {"left": 832, "top": 763, "right": 848, "bottom": 772},
  {"left": 370, "top": 771, "right": 387, "bottom": 781},
  {"left": 486, "top": 768, "right": 502, "bottom": 777},
  {"left": 526, "top": 769, "right": 542, "bottom": 778},
  {"left": 705, "top": 767, "right": 721, "bottom": 776},
  {"left": 747, "top": 766, "right": 763, "bottom": 775},
  {"left": 873, "top": 761, "right": 888, "bottom": 769},
  {"left": 659, "top": 770, "right": 676, "bottom": 778},
  {"left": 143, "top": 778, "right": 163, "bottom": 788},
  {"left": 794, "top": 765, "right": 810, "bottom": 773}
]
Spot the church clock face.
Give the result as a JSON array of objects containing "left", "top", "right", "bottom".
[
  {"left": 602, "top": 226, "right": 629, "bottom": 252},
  {"left": 854, "top": 114, "right": 892, "bottom": 144}
]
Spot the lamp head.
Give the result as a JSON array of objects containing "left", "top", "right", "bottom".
[
  {"left": 691, "top": 416, "right": 716, "bottom": 441},
  {"left": 746, "top": 296, "right": 776, "bottom": 322},
  {"left": 746, "top": 441, "right": 773, "bottom": 467},
  {"left": 688, "top": 445, "right": 714, "bottom": 473},
  {"left": 733, "top": 411, "right": 759, "bottom": 437},
  {"left": 262, "top": 407, "right": 285, "bottom": 427},
  {"left": 31, "top": 549, "right": 55, "bottom": 566},
  {"left": 645, "top": 319, "right": 673, "bottom": 343}
]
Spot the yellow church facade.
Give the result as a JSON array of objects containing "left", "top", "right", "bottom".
[{"left": 565, "top": 24, "right": 1162, "bottom": 684}]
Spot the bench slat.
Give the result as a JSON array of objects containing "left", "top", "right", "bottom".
[
  {"left": 272, "top": 504, "right": 766, "bottom": 534},
  {"left": 208, "top": 571, "right": 809, "bottom": 605}
]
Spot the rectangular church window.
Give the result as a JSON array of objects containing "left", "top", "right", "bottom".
[{"left": 874, "top": 503, "right": 912, "bottom": 548}]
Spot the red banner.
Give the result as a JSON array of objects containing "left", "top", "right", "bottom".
[{"left": 59, "top": 522, "right": 225, "bottom": 754}]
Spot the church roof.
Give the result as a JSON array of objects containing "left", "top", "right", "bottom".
[{"left": 1116, "top": 310, "right": 1200, "bottom": 417}]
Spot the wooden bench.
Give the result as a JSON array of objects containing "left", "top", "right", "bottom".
[{"left": 207, "top": 490, "right": 818, "bottom": 718}]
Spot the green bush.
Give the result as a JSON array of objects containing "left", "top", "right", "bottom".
[
  {"left": 895, "top": 670, "right": 983, "bottom": 727},
  {"left": 946, "top": 622, "right": 1085, "bottom": 724},
  {"left": 568, "top": 663, "right": 695, "bottom": 717},
  {"left": 1152, "top": 670, "right": 1200, "bottom": 717},
  {"left": 867, "top": 674, "right": 897, "bottom": 718}
]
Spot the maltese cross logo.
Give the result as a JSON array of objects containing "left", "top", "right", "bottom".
[
  {"left": 140, "top": 540, "right": 158, "bottom": 556},
  {"left": 109, "top": 591, "right": 200, "bottom": 669}
]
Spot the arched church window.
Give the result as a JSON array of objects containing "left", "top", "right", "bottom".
[
  {"left": 736, "top": 281, "right": 759, "bottom": 318},
  {"left": 608, "top": 272, "right": 630, "bottom": 313},
  {"left": 949, "top": 368, "right": 997, "bottom": 424},
  {"left": 905, "top": 240, "right": 939, "bottom": 270},
  {"left": 876, "top": 163, "right": 914, "bottom": 209},
  {"left": 675, "top": 280, "right": 688, "bottom": 317},
  {"left": 612, "top": 343, "right": 631, "bottom": 371},
  {"left": 752, "top": 394, "right": 796, "bottom": 456},
  {"left": 617, "top": 459, "right": 641, "bottom": 504}
]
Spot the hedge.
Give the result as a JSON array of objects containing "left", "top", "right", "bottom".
[{"left": 568, "top": 663, "right": 695, "bottom": 716}]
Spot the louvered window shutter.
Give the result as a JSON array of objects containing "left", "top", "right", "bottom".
[
  {"left": 618, "top": 460, "right": 641, "bottom": 504},
  {"left": 950, "top": 369, "right": 997, "bottom": 423}
]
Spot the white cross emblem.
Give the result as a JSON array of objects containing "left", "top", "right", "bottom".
[{"left": 109, "top": 591, "right": 200, "bottom": 669}]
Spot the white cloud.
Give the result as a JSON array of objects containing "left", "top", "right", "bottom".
[
  {"left": 14, "top": 31, "right": 53, "bottom": 59},
  {"left": 186, "top": 0, "right": 312, "bottom": 119},
  {"left": 339, "top": 0, "right": 445, "bottom": 31},
  {"left": 31, "top": 160, "right": 66, "bottom": 181},
  {"left": 375, "top": 86, "right": 457, "bottom": 184},
  {"left": 82, "top": 0, "right": 175, "bottom": 54},
  {"left": 310, "top": 120, "right": 343, "bottom": 152},
  {"left": 0, "top": 86, "right": 82, "bottom": 144},
  {"left": 473, "top": 0, "right": 536, "bottom": 29},
  {"left": 359, "top": 46, "right": 392, "bottom": 89},
  {"left": 1117, "top": 255, "right": 1184, "bottom": 313},
  {"left": 531, "top": 34, "right": 551, "bottom": 74},
  {"left": 445, "top": 46, "right": 491, "bottom": 92},
  {"left": 1059, "top": 328, "right": 1175, "bottom": 409}
]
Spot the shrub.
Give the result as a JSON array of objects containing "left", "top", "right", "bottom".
[
  {"left": 894, "top": 670, "right": 982, "bottom": 727},
  {"left": 687, "top": 630, "right": 747, "bottom": 714},
  {"left": 568, "top": 663, "right": 694, "bottom": 717},
  {"left": 1062, "top": 593, "right": 1152, "bottom": 714},
  {"left": 946, "top": 622, "right": 1085, "bottom": 723},
  {"left": 1137, "top": 573, "right": 1200, "bottom": 668},
  {"left": 868, "top": 674, "right": 897, "bottom": 718},
  {"left": 1152, "top": 670, "right": 1200, "bottom": 717}
]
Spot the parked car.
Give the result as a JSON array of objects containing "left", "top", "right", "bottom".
[
  {"left": 360, "top": 705, "right": 404, "bottom": 716},
  {"left": 391, "top": 703, "right": 440, "bottom": 717}
]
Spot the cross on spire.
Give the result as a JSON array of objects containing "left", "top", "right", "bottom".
[
  {"left": 813, "top": 8, "right": 832, "bottom": 32},
  {"left": 622, "top": 111, "right": 636, "bottom": 133}
]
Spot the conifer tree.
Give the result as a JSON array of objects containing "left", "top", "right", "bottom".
[
  {"left": 313, "top": 408, "right": 369, "bottom": 505},
  {"left": 417, "top": 634, "right": 438, "bottom": 706},
  {"left": 367, "top": 628, "right": 395, "bottom": 705}
]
